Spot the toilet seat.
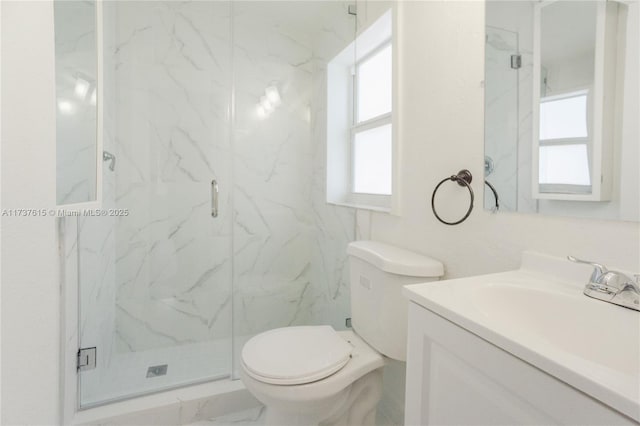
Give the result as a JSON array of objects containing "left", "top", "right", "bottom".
[
  {"left": 240, "top": 330, "right": 385, "bottom": 405},
  {"left": 241, "top": 326, "right": 353, "bottom": 385}
]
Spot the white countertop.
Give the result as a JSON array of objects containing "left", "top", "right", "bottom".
[{"left": 403, "top": 252, "right": 640, "bottom": 423}]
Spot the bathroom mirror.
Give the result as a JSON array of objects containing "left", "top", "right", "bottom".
[
  {"left": 484, "top": 0, "right": 639, "bottom": 221},
  {"left": 55, "top": 0, "right": 102, "bottom": 206}
]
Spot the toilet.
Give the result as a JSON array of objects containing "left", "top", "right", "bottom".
[{"left": 240, "top": 241, "right": 444, "bottom": 425}]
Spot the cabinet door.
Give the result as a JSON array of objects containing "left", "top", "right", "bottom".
[{"left": 404, "top": 302, "right": 637, "bottom": 426}]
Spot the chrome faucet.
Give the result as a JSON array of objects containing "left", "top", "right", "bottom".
[{"left": 568, "top": 256, "right": 640, "bottom": 311}]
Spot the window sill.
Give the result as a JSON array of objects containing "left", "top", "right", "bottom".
[{"left": 326, "top": 199, "right": 392, "bottom": 213}]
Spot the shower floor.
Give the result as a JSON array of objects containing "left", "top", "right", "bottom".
[{"left": 80, "top": 338, "right": 236, "bottom": 408}]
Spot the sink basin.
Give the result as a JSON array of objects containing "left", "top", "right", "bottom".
[
  {"left": 403, "top": 252, "right": 640, "bottom": 423},
  {"left": 472, "top": 282, "right": 640, "bottom": 379}
]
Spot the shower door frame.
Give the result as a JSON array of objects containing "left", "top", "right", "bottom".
[
  {"left": 59, "top": 228, "right": 244, "bottom": 425},
  {"left": 59, "top": 0, "right": 105, "bottom": 420}
]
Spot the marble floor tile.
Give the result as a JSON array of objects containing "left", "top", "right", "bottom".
[{"left": 188, "top": 405, "right": 266, "bottom": 426}]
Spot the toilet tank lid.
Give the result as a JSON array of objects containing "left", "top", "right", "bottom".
[{"left": 347, "top": 241, "right": 444, "bottom": 277}]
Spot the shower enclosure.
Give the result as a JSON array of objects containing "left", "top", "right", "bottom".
[{"left": 66, "top": 0, "right": 366, "bottom": 407}]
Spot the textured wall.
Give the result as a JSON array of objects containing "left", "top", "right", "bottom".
[{"left": 1, "top": 1, "right": 60, "bottom": 424}]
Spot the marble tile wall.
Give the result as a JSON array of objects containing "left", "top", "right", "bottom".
[
  {"left": 308, "top": 5, "right": 357, "bottom": 330},
  {"left": 230, "top": 2, "right": 356, "bottom": 367},
  {"left": 230, "top": 2, "right": 317, "bottom": 340},
  {"left": 102, "top": 0, "right": 357, "bottom": 354},
  {"left": 74, "top": 1, "right": 120, "bottom": 402},
  {"left": 109, "top": 1, "right": 234, "bottom": 353}
]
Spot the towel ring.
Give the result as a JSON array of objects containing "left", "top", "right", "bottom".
[{"left": 431, "top": 170, "right": 474, "bottom": 225}]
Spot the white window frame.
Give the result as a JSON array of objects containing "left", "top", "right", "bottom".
[
  {"left": 350, "top": 39, "right": 393, "bottom": 197},
  {"left": 325, "top": 7, "right": 397, "bottom": 213}
]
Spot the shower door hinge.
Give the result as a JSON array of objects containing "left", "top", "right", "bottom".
[
  {"left": 77, "top": 347, "right": 96, "bottom": 372},
  {"left": 510, "top": 54, "right": 522, "bottom": 69}
]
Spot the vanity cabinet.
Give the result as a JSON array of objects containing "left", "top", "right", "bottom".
[{"left": 404, "top": 302, "right": 637, "bottom": 425}]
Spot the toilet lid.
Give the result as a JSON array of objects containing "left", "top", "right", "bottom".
[{"left": 241, "top": 326, "right": 353, "bottom": 385}]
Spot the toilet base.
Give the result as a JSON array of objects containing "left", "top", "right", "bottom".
[{"left": 261, "top": 369, "right": 383, "bottom": 426}]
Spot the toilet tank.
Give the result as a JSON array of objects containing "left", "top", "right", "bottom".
[{"left": 347, "top": 241, "right": 444, "bottom": 361}]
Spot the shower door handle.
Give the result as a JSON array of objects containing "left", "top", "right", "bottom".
[{"left": 211, "top": 179, "right": 219, "bottom": 218}]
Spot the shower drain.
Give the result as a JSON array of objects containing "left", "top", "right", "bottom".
[{"left": 146, "top": 364, "right": 168, "bottom": 378}]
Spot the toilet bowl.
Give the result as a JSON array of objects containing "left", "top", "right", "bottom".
[
  {"left": 240, "top": 241, "right": 444, "bottom": 426},
  {"left": 241, "top": 329, "right": 384, "bottom": 425}
]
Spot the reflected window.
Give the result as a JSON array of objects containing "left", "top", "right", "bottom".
[
  {"left": 540, "top": 91, "right": 588, "bottom": 140},
  {"left": 539, "top": 144, "right": 591, "bottom": 186},
  {"left": 538, "top": 90, "right": 591, "bottom": 193}
]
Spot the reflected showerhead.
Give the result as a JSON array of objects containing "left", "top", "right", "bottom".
[{"left": 103, "top": 150, "right": 116, "bottom": 172}]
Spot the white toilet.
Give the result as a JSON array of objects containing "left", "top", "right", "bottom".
[{"left": 240, "top": 241, "right": 444, "bottom": 425}]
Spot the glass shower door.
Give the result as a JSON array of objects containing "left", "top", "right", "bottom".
[{"left": 77, "top": 0, "right": 233, "bottom": 407}]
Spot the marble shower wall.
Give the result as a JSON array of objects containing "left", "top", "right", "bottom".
[
  {"left": 68, "top": 1, "right": 358, "bottom": 383},
  {"left": 70, "top": 1, "right": 119, "bottom": 397},
  {"left": 108, "top": 1, "right": 234, "bottom": 353},
  {"left": 103, "top": 1, "right": 356, "bottom": 355},
  {"left": 231, "top": 2, "right": 316, "bottom": 338},
  {"left": 309, "top": 5, "right": 358, "bottom": 331},
  {"left": 230, "top": 1, "right": 356, "bottom": 343}
]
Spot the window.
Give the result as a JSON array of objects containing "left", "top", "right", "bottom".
[
  {"left": 352, "top": 42, "right": 392, "bottom": 196},
  {"left": 326, "top": 9, "right": 394, "bottom": 211},
  {"left": 353, "top": 123, "right": 392, "bottom": 194},
  {"left": 538, "top": 90, "right": 592, "bottom": 193}
]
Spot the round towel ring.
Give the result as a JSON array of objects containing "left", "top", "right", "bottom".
[{"left": 431, "top": 169, "right": 474, "bottom": 226}]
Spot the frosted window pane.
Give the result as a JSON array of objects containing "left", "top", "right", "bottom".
[
  {"left": 539, "top": 144, "right": 591, "bottom": 185},
  {"left": 353, "top": 124, "right": 392, "bottom": 195},
  {"left": 357, "top": 44, "right": 392, "bottom": 122},
  {"left": 539, "top": 94, "right": 588, "bottom": 140}
]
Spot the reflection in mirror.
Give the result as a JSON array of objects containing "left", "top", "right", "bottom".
[
  {"left": 55, "top": 0, "right": 98, "bottom": 205},
  {"left": 484, "top": 0, "right": 639, "bottom": 221},
  {"left": 534, "top": 1, "right": 609, "bottom": 200}
]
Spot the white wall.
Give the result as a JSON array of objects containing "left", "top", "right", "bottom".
[
  {"left": 369, "top": 1, "right": 640, "bottom": 279},
  {"left": 0, "top": 1, "right": 60, "bottom": 425}
]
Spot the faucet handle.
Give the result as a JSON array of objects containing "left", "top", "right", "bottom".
[{"left": 567, "top": 256, "right": 608, "bottom": 283}]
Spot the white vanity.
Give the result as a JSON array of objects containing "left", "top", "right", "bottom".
[{"left": 403, "top": 252, "right": 640, "bottom": 425}]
